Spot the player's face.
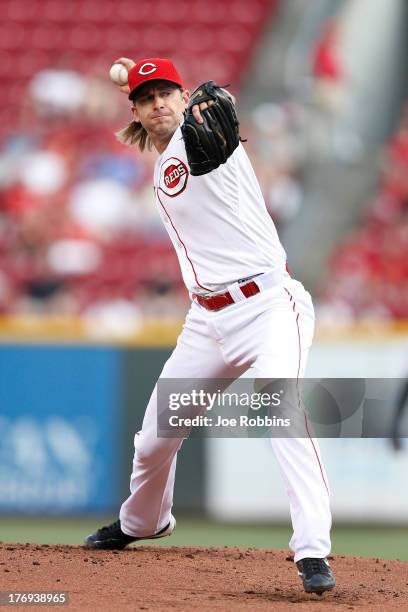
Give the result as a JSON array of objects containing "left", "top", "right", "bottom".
[{"left": 131, "top": 81, "right": 189, "bottom": 144}]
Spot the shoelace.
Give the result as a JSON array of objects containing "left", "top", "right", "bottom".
[
  {"left": 100, "top": 520, "right": 121, "bottom": 534},
  {"left": 302, "top": 558, "right": 328, "bottom": 574}
]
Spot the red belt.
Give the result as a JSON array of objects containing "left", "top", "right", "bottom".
[{"left": 193, "top": 280, "right": 260, "bottom": 312}]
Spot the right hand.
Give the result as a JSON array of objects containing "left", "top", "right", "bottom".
[
  {"left": 112, "top": 57, "right": 135, "bottom": 95},
  {"left": 191, "top": 100, "right": 215, "bottom": 125}
]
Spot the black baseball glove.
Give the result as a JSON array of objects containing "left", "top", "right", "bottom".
[{"left": 181, "top": 81, "right": 240, "bottom": 176}]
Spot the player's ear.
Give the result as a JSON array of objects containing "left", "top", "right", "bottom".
[
  {"left": 131, "top": 104, "right": 140, "bottom": 123},
  {"left": 181, "top": 89, "right": 190, "bottom": 109}
]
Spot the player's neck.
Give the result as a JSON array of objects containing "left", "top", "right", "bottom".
[
  {"left": 151, "top": 127, "right": 178, "bottom": 154},
  {"left": 153, "top": 137, "right": 171, "bottom": 154}
]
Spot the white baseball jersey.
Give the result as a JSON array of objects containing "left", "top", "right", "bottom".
[
  {"left": 153, "top": 126, "right": 287, "bottom": 294},
  {"left": 120, "top": 124, "right": 332, "bottom": 566}
]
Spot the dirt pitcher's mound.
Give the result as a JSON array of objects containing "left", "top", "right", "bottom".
[{"left": 1, "top": 543, "right": 407, "bottom": 611}]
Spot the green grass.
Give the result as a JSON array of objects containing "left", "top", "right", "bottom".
[{"left": 1, "top": 517, "right": 407, "bottom": 561}]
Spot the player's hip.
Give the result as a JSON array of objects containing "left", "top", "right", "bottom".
[
  {"left": 191, "top": 272, "right": 313, "bottom": 318},
  {"left": 188, "top": 273, "right": 313, "bottom": 337}
]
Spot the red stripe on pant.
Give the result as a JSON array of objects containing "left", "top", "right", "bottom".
[{"left": 285, "top": 286, "right": 330, "bottom": 496}]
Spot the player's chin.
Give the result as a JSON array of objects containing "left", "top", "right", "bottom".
[{"left": 151, "top": 120, "right": 177, "bottom": 136}]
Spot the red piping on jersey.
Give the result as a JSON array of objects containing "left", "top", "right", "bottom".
[
  {"left": 285, "top": 287, "right": 330, "bottom": 496},
  {"left": 295, "top": 312, "right": 301, "bottom": 379},
  {"left": 156, "top": 188, "right": 211, "bottom": 291}
]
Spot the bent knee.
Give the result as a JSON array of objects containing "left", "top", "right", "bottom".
[{"left": 134, "top": 435, "right": 181, "bottom": 464}]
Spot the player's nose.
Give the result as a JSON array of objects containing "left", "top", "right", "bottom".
[{"left": 153, "top": 94, "right": 165, "bottom": 109}]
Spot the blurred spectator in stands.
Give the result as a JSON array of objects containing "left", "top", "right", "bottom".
[
  {"left": 308, "top": 18, "right": 361, "bottom": 162},
  {"left": 311, "top": 18, "right": 344, "bottom": 115},
  {"left": 29, "top": 56, "right": 87, "bottom": 119},
  {"left": 0, "top": 269, "right": 16, "bottom": 314},
  {"left": 380, "top": 104, "right": 408, "bottom": 204},
  {"left": 68, "top": 178, "right": 138, "bottom": 240},
  {"left": 83, "top": 295, "right": 143, "bottom": 340},
  {"left": 319, "top": 103, "right": 408, "bottom": 323},
  {"left": 249, "top": 101, "right": 304, "bottom": 227},
  {"left": 265, "top": 165, "right": 302, "bottom": 226},
  {"left": 20, "top": 150, "right": 68, "bottom": 197}
]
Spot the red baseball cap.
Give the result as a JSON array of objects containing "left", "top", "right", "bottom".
[{"left": 128, "top": 58, "right": 184, "bottom": 100}]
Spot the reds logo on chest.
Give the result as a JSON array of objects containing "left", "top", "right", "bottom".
[{"left": 160, "top": 157, "right": 189, "bottom": 197}]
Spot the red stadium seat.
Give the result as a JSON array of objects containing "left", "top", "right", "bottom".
[
  {"left": 69, "top": 25, "right": 103, "bottom": 51},
  {"left": 219, "top": 26, "right": 251, "bottom": 52},
  {"left": 117, "top": 0, "right": 152, "bottom": 23},
  {"left": 42, "top": 0, "right": 79, "bottom": 22},
  {"left": 17, "top": 51, "right": 50, "bottom": 77},
  {"left": 0, "top": 22, "right": 26, "bottom": 50},
  {"left": 4, "top": 0, "right": 41, "bottom": 22},
  {"left": 180, "top": 28, "right": 215, "bottom": 53},
  {"left": 153, "top": 0, "right": 189, "bottom": 24},
  {"left": 30, "top": 24, "right": 67, "bottom": 50},
  {"left": 190, "top": 0, "right": 228, "bottom": 24},
  {"left": 104, "top": 25, "right": 143, "bottom": 50},
  {"left": 78, "top": 0, "right": 118, "bottom": 22},
  {"left": 0, "top": 51, "right": 14, "bottom": 77},
  {"left": 230, "top": 0, "right": 267, "bottom": 25},
  {"left": 140, "top": 26, "right": 178, "bottom": 53}
]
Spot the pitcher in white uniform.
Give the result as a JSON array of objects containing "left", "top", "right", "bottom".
[{"left": 85, "top": 57, "right": 336, "bottom": 596}]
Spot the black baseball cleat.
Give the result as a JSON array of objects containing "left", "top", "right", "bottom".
[
  {"left": 84, "top": 515, "right": 176, "bottom": 550},
  {"left": 296, "top": 557, "right": 336, "bottom": 595}
]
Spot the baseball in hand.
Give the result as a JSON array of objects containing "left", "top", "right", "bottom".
[{"left": 109, "top": 63, "right": 128, "bottom": 86}]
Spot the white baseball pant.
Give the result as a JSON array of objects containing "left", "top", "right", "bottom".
[{"left": 119, "top": 276, "right": 331, "bottom": 561}]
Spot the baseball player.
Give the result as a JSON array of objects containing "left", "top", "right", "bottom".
[{"left": 85, "top": 57, "right": 336, "bottom": 595}]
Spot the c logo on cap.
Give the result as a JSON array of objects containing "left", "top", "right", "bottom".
[{"left": 138, "top": 63, "right": 157, "bottom": 76}]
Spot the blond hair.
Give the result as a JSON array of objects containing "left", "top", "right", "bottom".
[{"left": 116, "top": 121, "right": 152, "bottom": 152}]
